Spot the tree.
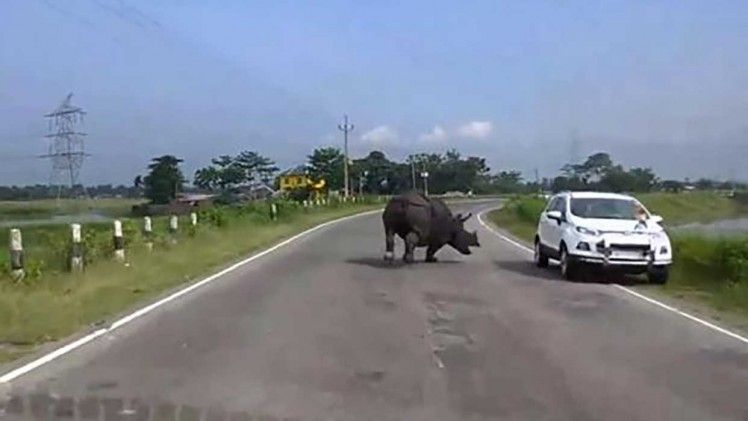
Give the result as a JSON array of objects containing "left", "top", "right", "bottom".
[
  {"left": 236, "top": 150, "right": 279, "bottom": 184},
  {"left": 599, "top": 165, "right": 635, "bottom": 192},
  {"left": 551, "top": 175, "right": 586, "bottom": 192},
  {"left": 210, "top": 155, "right": 244, "bottom": 189},
  {"left": 193, "top": 166, "right": 221, "bottom": 190},
  {"left": 490, "top": 170, "right": 525, "bottom": 193},
  {"left": 307, "top": 147, "right": 345, "bottom": 191},
  {"left": 194, "top": 151, "right": 279, "bottom": 192},
  {"left": 143, "top": 155, "right": 185, "bottom": 204},
  {"left": 569, "top": 152, "right": 613, "bottom": 183},
  {"left": 628, "top": 167, "right": 657, "bottom": 192},
  {"left": 553, "top": 152, "right": 660, "bottom": 193},
  {"left": 695, "top": 178, "right": 716, "bottom": 190}
]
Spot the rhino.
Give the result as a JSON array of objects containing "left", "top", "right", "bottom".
[{"left": 382, "top": 192, "right": 480, "bottom": 263}]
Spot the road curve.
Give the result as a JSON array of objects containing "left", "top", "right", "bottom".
[{"left": 5, "top": 200, "right": 748, "bottom": 420}]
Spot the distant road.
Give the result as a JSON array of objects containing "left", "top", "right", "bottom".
[{"left": 5, "top": 200, "right": 748, "bottom": 420}]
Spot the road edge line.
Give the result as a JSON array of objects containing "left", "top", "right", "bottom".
[
  {"left": 0, "top": 208, "right": 383, "bottom": 383},
  {"left": 476, "top": 209, "right": 748, "bottom": 346}
]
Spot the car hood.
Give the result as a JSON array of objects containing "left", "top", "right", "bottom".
[{"left": 573, "top": 218, "right": 664, "bottom": 234}]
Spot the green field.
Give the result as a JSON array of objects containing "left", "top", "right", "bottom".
[
  {"left": 0, "top": 200, "right": 379, "bottom": 364},
  {"left": 487, "top": 192, "right": 748, "bottom": 319},
  {"left": 0, "top": 198, "right": 144, "bottom": 223},
  {"left": 636, "top": 192, "right": 745, "bottom": 225}
]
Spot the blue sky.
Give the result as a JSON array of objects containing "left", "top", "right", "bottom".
[{"left": 2, "top": 0, "right": 748, "bottom": 184}]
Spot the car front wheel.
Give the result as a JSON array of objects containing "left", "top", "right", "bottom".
[
  {"left": 534, "top": 239, "right": 549, "bottom": 268},
  {"left": 648, "top": 266, "right": 669, "bottom": 284},
  {"left": 559, "top": 245, "right": 578, "bottom": 281}
]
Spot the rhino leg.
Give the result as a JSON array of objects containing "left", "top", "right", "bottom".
[
  {"left": 384, "top": 228, "right": 395, "bottom": 261},
  {"left": 403, "top": 232, "right": 419, "bottom": 263},
  {"left": 425, "top": 244, "right": 442, "bottom": 262}
]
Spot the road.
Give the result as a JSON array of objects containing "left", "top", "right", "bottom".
[{"left": 3, "top": 200, "right": 748, "bottom": 420}]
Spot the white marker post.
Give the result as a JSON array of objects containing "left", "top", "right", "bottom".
[
  {"left": 113, "top": 220, "right": 125, "bottom": 262},
  {"left": 190, "top": 212, "right": 198, "bottom": 226},
  {"left": 9, "top": 228, "right": 24, "bottom": 281},
  {"left": 270, "top": 203, "right": 278, "bottom": 220},
  {"left": 169, "top": 215, "right": 178, "bottom": 244},
  {"left": 143, "top": 216, "right": 153, "bottom": 251},
  {"left": 70, "top": 224, "right": 83, "bottom": 272}
]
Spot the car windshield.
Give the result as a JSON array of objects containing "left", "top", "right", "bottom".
[{"left": 570, "top": 198, "right": 646, "bottom": 220}]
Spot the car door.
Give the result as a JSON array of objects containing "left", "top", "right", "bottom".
[
  {"left": 538, "top": 196, "right": 559, "bottom": 250},
  {"left": 544, "top": 195, "right": 566, "bottom": 253}
]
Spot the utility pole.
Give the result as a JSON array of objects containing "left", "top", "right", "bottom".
[
  {"left": 410, "top": 158, "right": 417, "bottom": 190},
  {"left": 421, "top": 170, "right": 430, "bottom": 196},
  {"left": 359, "top": 170, "right": 368, "bottom": 196},
  {"left": 337, "top": 115, "right": 354, "bottom": 198}
]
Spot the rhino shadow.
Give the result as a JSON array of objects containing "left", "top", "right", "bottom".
[{"left": 346, "top": 257, "right": 463, "bottom": 268}]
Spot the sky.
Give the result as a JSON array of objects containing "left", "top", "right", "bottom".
[{"left": 1, "top": 0, "right": 748, "bottom": 185}]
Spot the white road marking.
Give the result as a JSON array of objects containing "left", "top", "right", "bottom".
[
  {"left": 0, "top": 209, "right": 384, "bottom": 384},
  {"left": 476, "top": 210, "right": 748, "bottom": 346}
]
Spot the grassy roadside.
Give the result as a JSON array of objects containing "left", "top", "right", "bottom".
[
  {"left": 0, "top": 201, "right": 379, "bottom": 364},
  {"left": 486, "top": 193, "right": 748, "bottom": 320}
]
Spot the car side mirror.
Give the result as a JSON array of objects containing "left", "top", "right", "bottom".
[
  {"left": 650, "top": 214, "right": 663, "bottom": 224},
  {"left": 546, "top": 210, "right": 563, "bottom": 222}
]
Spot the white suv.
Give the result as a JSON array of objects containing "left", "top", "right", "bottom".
[{"left": 534, "top": 192, "right": 672, "bottom": 283}]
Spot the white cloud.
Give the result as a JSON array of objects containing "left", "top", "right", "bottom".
[
  {"left": 360, "top": 125, "right": 399, "bottom": 146},
  {"left": 457, "top": 121, "right": 493, "bottom": 139},
  {"left": 418, "top": 125, "right": 448, "bottom": 143}
]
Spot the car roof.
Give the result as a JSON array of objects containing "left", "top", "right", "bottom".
[{"left": 558, "top": 191, "right": 638, "bottom": 201}]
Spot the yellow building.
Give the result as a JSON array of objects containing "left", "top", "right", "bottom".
[
  {"left": 279, "top": 174, "right": 309, "bottom": 191},
  {"left": 278, "top": 168, "right": 326, "bottom": 193}
]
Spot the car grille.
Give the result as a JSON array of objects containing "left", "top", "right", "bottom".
[
  {"left": 609, "top": 243, "right": 650, "bottom": 251},
  {"left": 596, "top": 241, "right": 651, "bottom": 260}
]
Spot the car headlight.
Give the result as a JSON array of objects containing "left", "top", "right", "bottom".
[
  {"left": 649, "top": 231, "right": 665, "bottom": 240},
  {"left": 576, "top": 226, "right": 599, "bottom": 236}
]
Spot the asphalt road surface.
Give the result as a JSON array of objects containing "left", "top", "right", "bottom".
[{"left": 4, "top": 201, "right": 748, "bottom": 420}]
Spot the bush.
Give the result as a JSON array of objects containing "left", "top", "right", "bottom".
[
  {"left": 201, "top": 207, "right": 229, "bottom": 227},
  {"left": 715, "top": 238, "right": 748, "bottom": 284},
  {"left": 672, "top": 235, "right": 748, "bottom": 286},
  {"left": 514, "top": 197, "right": 546, "bottom": 223}
]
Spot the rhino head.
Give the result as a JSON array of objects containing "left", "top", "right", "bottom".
[{"left": 448, "top": 212, "right": 480, "bottom": 255}]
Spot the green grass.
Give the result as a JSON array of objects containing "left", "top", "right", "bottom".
[
  {"left": 663, "top": 235, "right": 748, "bottom": 316},
  {"left": 487, "top": 192, "right": 748, "bottom": 319},
  {"left": 636, "top": 192, "right": 745, "bottom": 225},
  {"left": 488, "top": 196, "right": 545, "bottom": 243},
  {"left": 0, "top": 201, "right": 379, "bottom": 364},
  {"left": 0, "top": 198, "right": 144, "bottom": 222}
]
